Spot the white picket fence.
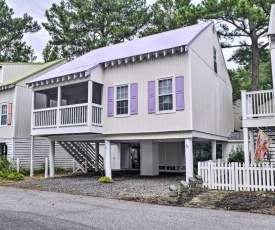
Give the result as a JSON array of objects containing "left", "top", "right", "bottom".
[{"left": 198, "top": 161, "right": 275, "bottom": 191}]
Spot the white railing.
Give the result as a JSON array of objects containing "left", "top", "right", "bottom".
[
  {"left": 242, "top": 90, "right": 274, "bottom": 118},
  {"left": 60, "top": 104, "right": 88, "bottom": 125},
  {"left": 92, "top": 104, "right": 103, "bottom": 126},
  {"left": 198, "top": 161, "right": 275, "bottom": 191},
  {"left": 33, "top": 108, "right": 57, "bottom": 127},
  {"left": 33, "top": 103, "right": 103, "bottom": 128}
]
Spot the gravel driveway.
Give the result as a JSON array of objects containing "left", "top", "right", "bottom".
[{"left": 7, "top": 171, "right": 184, "bottom": 204}]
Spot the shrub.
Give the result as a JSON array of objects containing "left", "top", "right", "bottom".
[
  {"left": 98, "top": 176, "right": 113, "bottom": 183},
  {"left": 228, "top": 146, "right": 245, "bottom": 163},
  {"left": 0, "top": 157, "right": 11, "bottom": 171},
  {"left": 7, "top": 172, "right": 24, "bottom": 181},
  {"left": 19, "top": 168, "right": 30, "bottom": 176}
]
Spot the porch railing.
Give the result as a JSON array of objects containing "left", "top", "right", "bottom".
[
  {"left": 241, "top": 90, "right": 274, "bottom": 118},
  {"left": 92, "top": 104, "right": 103, "bottom": 126},
  {"left": 33, "top": 103, "right": 103, "bottom": 128},
  {"left": 60, "top": 104, "right": 88, "bottom": 125},
  {"left": 34, "top": 108, "right": 57, "bottom": 127}
]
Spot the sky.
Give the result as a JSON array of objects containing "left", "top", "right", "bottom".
[{"left": 6, "top": 0, "right": 235, "bottom": 68}]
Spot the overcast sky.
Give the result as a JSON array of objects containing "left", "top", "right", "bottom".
[{"left": 5, "top": 0, "right": 235, "bottom": 68}]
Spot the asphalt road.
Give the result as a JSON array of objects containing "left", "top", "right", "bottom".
[{"left": 0, "top": 187, "right": 275, "bottom": 230}]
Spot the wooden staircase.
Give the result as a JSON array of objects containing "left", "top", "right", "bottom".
[{"left": 57, "top": 141, "right": 104, "bottom": 171}]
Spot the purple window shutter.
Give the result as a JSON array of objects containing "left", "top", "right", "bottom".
[
  {"left": 148, "top": 81, "right": 155, "bottom": 113},
  {"left": 130, "top": 83, "right": 138, "bottom": 115},
  {"left": 107, "top": 87, "right": 114, "bottom": 117},
  {"left": 175, "top": 76, "right": 184, "bottom": 111}
]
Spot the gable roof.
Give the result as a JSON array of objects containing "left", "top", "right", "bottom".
[
  {"left": 0, "top": 59, "right": 65, "bottom": 91},
  {"left": 29, "top": 21, "right": 213, "bottom": 86}
]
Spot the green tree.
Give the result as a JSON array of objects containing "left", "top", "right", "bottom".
[
  {"left": 142, "top": 0, "right": 198, "bottom": 36},
  {"left": 43, "top": 0, "right": 150, "bottom": 61},
  {"left": 196, "top": 0, "right": 273, "bottom": 91},
  {"left": 0, "top": 0, "right": 40, "bottom": 62},
  {"left": 229, "top": 51, "right": 272, "bottom": 101}
]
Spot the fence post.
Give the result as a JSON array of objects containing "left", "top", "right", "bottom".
[
  {"left": 16, "top": 158, "right": 20, "bottom": 172},
  {"left": 45, "top": 158, "right": 48, "bottom": 178}
]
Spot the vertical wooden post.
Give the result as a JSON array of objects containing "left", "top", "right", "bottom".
[
  {"left": 57, "top": 86, "right": 61, "bottom": 127},
  {"left": 45, "top": 158, "right": 48, "bottom": 178},
  {"left": 17, "top": 158, "right": 20, "bottom": 172},
  {"left": 95, "top": 142, "right": 99, "bottom": 172},
  {"left": 243, "top": 128, "right": 250, "bottom": 167},
  {"left": 104, "top": 140, "right": 112, "bottom": 178},
  {"left": 30, "top": 136, "right": 34, "bottom": 177},
  {"left": 185, "top": 138, "right": 193, "bottom": 182},
  {"left": 49, "top": 140, "right": 55, "bottom": 178},
  {"left": 85, "top": 154, "right": 88, "bottom": 173},
  {"left": 241, "top": 90, "right": 247, "bottom": 119},
  {"left": 249, "top": 129, "right": 255, "bottom": 164},
  {"left": 211, "top": 140, "right": 216, "bottom": 160},
  {"left": 88, "top": 81, "right": 93, "bottom": 126}
]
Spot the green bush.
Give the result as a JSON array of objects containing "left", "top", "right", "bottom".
[
  {"left": 228, "top": 146, "right": 245, "bottom": 163},
  {"left": 98, "top": 176, "right": 113, "bottom": 183},
  {"left": 7, "top": 172, "right": 24, "bottom": 181},
  {"left": 19, "top": 168, "right": 30, "bottom": 176},
  {"left": 0, "top": 157, "right": 11, "bottom": 171}
]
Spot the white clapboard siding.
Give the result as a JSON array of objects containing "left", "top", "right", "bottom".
[
  {"left": 198, "top": 161, "right": 275, "bottom": 191},
  {"left": 13, "top": 138, "right": 73, "bottom": 169}
]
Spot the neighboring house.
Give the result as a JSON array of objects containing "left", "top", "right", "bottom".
[
  {"left": 27, "top": 21, "right": 234, "bottom": 181},
  {"left": 241, "top": 4, "right": 275, "bottom": 165},
  {"left": 0, "top": 60, "right": 73, "bottom": 168}
]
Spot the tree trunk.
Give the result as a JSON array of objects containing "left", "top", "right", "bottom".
[{"left": 249, "top": 20, "right": 260, "bottom": 91}]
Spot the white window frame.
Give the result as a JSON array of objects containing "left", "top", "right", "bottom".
[
  {"left": 156, "top": 76, "right": 176, "bottom": 114},
  {"left": 114, "top": 83, "right": 130, "bottom": 117},
  {"left": 0, "top": 103, "right": 8, "bottom": 126}
]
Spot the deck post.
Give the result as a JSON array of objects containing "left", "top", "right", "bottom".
[
  {"left": 241, "top": 90, "right": 247, "bottom": 120},
  {"left": 95, "top": 142, "right": 99, "bottom": 172},
  {"left": 88, "top": 81, "right": 93, "bottom": 126},
  {"left": 211, "top": 140, "right": 216, "bottom": 160},
  {"left": 49, "top": 140, "right": 55, "bottom": 178},
  {"left": 57, "top": 86, "right": 61, "bottom": 127},
  {"left": 249, "top": 129, "right": 255, "bottom": 164},
  {"left": 243, "top": 128, "right": 250, "bottom": 167},
  {"left": 185, "top": 138, "right": 193, "bottom": 182},
  {"left": 104, "top": 140, "right": 112, "bottom": 178},
  {"left": 30, "top": 136, "right": 34, "bottom": 177}
]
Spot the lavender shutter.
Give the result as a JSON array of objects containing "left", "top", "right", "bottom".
[
  {"left": 175, "top": 76, "right": 184, "bottom": 111},
  {"left": 130, "top": 83, "right": 138, "bottom": 115},
  {"left": 148, "top": 81, "right": 155, "bottom": 113},
  {"left": 107, "top": 87, "right": 114, "bottom": 117}
]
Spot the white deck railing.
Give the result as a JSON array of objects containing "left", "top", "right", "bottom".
[
  {"left": 60, "top": 104, "right": 88, "bottom": 125},
  {"left": 33, "top": 103, "right": 103, "bottom": 128},
  {"left": 241, "top": 90, "right": 274, "bottom": 118},
  {"left": 92, "top": 104, "right": 103, "bottom": 126},
  {"left": 34, "top": 108, "right": 57, "bottom": 127}
]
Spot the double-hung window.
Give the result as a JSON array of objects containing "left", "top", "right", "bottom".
[
  {"left": 0, "top": 104, "right": 7, "bottom": 126},
  {"left": 158, "top": 78, "right": 173, "bottom": 111},
  {"left": 116, "top": 85, "right": 129, "bottom": 115}
]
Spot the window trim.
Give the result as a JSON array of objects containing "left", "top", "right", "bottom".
[
  {"left": 156, "top": 76, "right": 176, "bottom": 114},
  {"left": 114, "top": 83, "right": 130, "bottom": 117},
  {"left": 0, "top": 103, "right": 8, "bottom": 126}
]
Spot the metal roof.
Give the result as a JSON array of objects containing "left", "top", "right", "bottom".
[
  {"left": 0, "top": 59, "right": 65, "bottom": 91},
  {"left": 29, "top": 21, "right": 213, "bottom": 85}
]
